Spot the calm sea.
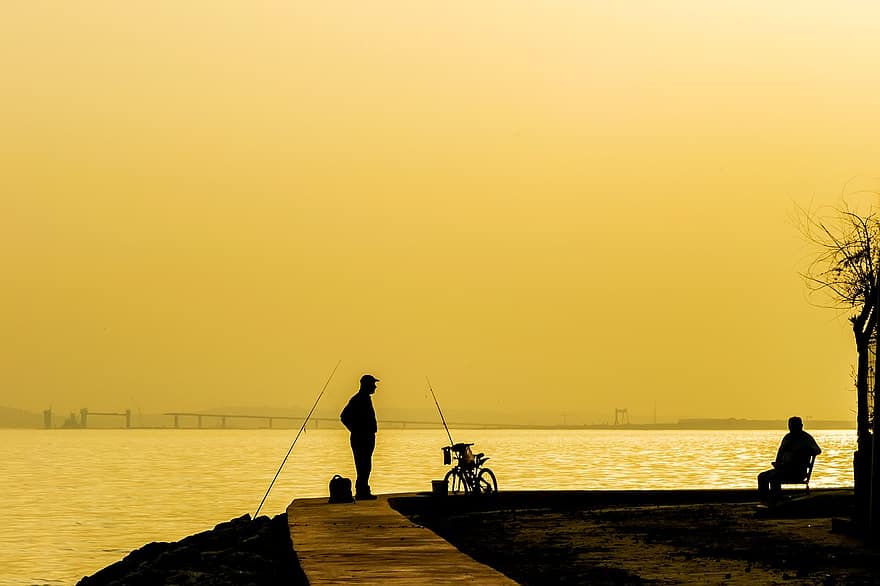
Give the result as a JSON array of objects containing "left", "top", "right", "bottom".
[{"left": 0, "top": 428, "right": 856, "bottom": 586}]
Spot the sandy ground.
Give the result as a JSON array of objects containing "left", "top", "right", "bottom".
[
  {"left": 80, "top": 489, "right": 878, "bottom": 585},
  {"left": 392, "top": 490, "right": 880, "bottom": 585}
]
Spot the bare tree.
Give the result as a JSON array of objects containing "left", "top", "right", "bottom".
[{"left": 797, "top": 201, "right": 878, "bottom": 521}]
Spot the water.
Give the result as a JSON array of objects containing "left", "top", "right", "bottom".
[{"left": 0, "top": 428, "right": 856, "bottom": 585}]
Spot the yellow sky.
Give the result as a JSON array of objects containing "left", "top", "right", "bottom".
[{"left": 2, "top": 1, "right": 879, "bottom": 423}]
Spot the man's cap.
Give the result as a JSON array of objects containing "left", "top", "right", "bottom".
[{"left": 360, "top": 374, "right": 379, "bottom": 383}]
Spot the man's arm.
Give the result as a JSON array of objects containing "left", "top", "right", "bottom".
[
  {"left": 773, "top": 437, "right": 787, "bottom": 465},
  {"left": 340, "top": 399, "right": 354, "bottom": 432},
  {"left": 807, "top": 433, "right": 822, "bottom": 456}
]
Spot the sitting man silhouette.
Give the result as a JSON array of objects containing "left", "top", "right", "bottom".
[{"left": 757, "top": 416, "right": 821, "bottom": 503}]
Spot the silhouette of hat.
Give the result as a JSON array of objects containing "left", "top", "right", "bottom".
[{"left": 360, "top": 374, "right": 379, "bottom": 383}]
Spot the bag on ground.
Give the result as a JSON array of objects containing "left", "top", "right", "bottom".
[{"left": 328, "top": 474, "right": 354, "bottom": 503}]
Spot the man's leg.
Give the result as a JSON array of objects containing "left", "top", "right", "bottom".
[
  {"left": 351, "top": 433, "right": 376, "bottom": 497},
  {"left": 757, "top": 469, "right": 774, "bottom": 502},
  {"left": 767, "top": 469, "right": 783, "bottom": 501}
]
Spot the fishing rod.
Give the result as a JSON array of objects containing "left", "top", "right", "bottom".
[
  {"left": 254, "top": 360, "right": 341, "bottom": 518},
  {"left": 426, "top": 376, "right": 454, "bottom": 446}
]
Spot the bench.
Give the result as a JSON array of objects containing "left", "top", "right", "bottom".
[{"left": 780, "top": 454, "right": 816, "bottom": 494}]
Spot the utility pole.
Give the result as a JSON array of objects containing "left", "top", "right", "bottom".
[{"left": 867, "top": 252, "right": 880, "bottom": 533}]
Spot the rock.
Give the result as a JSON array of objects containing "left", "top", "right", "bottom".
[{"left": 77, "top": 513, "right": 307, "bottom": 585}]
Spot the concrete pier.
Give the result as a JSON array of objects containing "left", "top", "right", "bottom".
[{"left": 288, "top": 494, "right": 517, "bottom": 584}]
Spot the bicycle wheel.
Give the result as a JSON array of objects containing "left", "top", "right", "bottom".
[
  {"left": 477, "top": 468, "right": 498, "bottom": 494},
  {"left": 444, "top": 469, "right": 468, "bottom": 494}
]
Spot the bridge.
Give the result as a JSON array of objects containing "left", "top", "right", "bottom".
[
  {"left": 161, "top": 412, "right": 533, "bottom": 430},
  {"left": 164, "top": 412, "right": 312, "bottom": 429},
  {"left": 41, "top": 406, "right": 545, "bottom": 429}
]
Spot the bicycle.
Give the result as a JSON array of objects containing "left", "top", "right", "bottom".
[{"left": 441, "top": 442, "right": 498, "bottom": 495}]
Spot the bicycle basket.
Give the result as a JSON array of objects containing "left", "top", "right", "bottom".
[{"left": 457, "top": 445, "right": 475, "bottom": 467}]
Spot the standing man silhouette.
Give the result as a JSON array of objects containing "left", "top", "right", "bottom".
[{"left": 340, "top": 374, "right": 379, "bottom": 500}]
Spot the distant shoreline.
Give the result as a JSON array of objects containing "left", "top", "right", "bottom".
[
  {"left": 0, "top": 405, "right": 855, "bottom": 430},
  {"left": 2, "top": 419, "right": 856, "bottom": 431}
]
